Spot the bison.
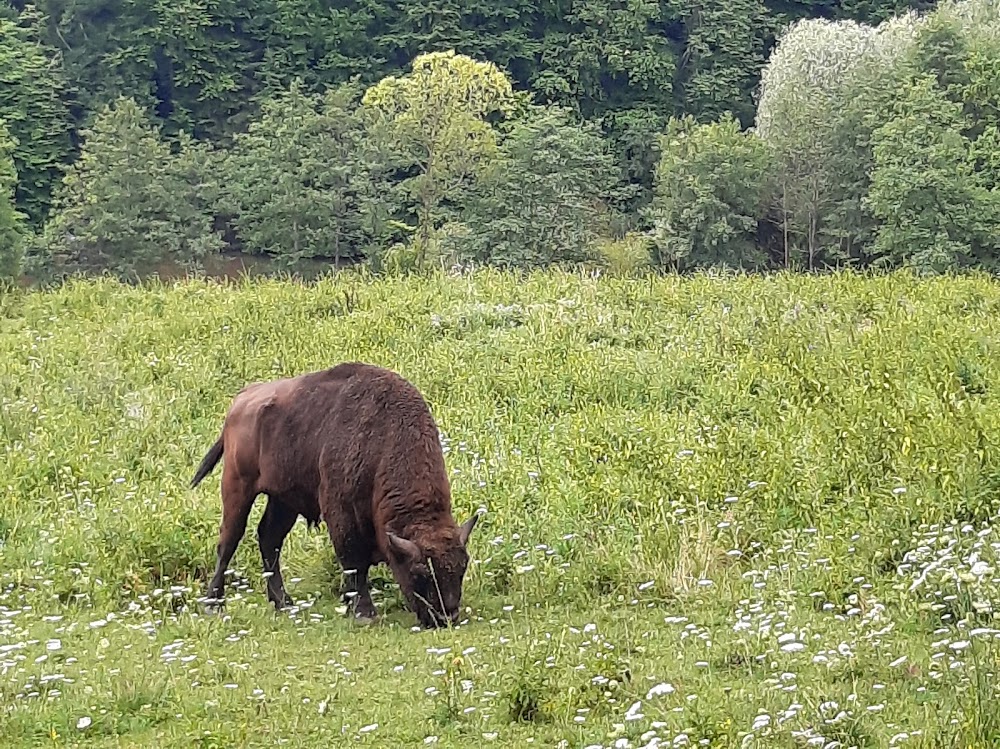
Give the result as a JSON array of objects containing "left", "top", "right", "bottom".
[{"left": 189, "top": 362, "right": 480, "bottom": 628}]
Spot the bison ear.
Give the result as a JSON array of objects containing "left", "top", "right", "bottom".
[
  {"left": 458, "top": 512, "right": 480, "bottom": 547},
  {"left": 387, "top": 532, "right": 422, "bottom": 563}
]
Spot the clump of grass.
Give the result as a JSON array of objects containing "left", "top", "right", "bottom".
[{"left": 590, "top": 232, "right": 652, "bottom": 276}]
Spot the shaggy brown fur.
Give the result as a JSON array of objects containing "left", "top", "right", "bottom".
[{"left": 190, "top": 362, "right": 480, "bottom": 628}]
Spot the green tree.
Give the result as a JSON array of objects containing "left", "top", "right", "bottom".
[
  {"left": 598, "top": 106, "right": 669, "bottom": 221},
  {"left": 0, "top": 120, "right": 25, "bottom": 281},
  {"left": 0, "top": 11, "right": 74, "bottom": 226},
  {"left": 32, "top": 0, "right": 267, "bottom": 138},
  {"left": 456, "top": 104, "right": 619, "bottom": 268},
  {"left": 960, "top": 33, "right": 1000, "bottom": 146},
  {"left": 35, "top": 97, "right": 223, "bottom": 280},
  {"left": 910, "top": 10, "right": 972, "bottom": 97},
  {"left": 865, "top": 73, "right": 1000, "bottom": 272},
  {"left": 169, "top": 131, "right": 228, "bottom": 256},
  {"left": 755, "top": 15, "right": 921, "bottom": 269},
  {"left": 677, "top": 0, "right": 773, "bottom": 125},
  {"left": 222, "top": 80, "right": 380, "bottom": 265},
  {"left": 254, "top": 0, "right": 387, "bottom": 91},
  {"left": 644, "top": 114, "right": 774, "bottom": 272},
  {"left": 532, "top": 0, "right": 676, "bottom": 119},
  {"left": 909, "top": 0, "right": 1000, "bottom": 200},
  {"left": 361, "top": 50, "right": 516, "bottom": 267}
]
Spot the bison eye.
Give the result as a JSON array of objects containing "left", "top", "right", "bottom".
[{"left": 411, "top": 569, "right": 431, "bottom": 590}]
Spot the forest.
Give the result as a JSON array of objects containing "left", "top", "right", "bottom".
[{"left": 0, "top": 0, "right": 998, "bottom": 281}]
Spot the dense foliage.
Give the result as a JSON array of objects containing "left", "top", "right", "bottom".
[
  {"left": 31, "top": 97, "right": 223, "bottom": 279},
  {"left": 0, "top": 118, "right": 24, "bottom": 280},
  {"left": 5, "top": 0, "right": 1000, "bottom": 280},
  {"left": 220, "top": 80, "right": 380, "bottom": 265}
]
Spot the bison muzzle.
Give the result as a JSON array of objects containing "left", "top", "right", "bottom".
[{"left": 189, "top": 362, "right": 480, "bottom": 628}]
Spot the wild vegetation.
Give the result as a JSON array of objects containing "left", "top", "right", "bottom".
[
  {"left": 2, "top": 0, "right": 1000, "bottom": 281},
  {"left": 4, "top": 0, "right": 1000, "bottom": 744},
  {"left": 3, "top": 269, "right": 1000, "bottom": 746}
]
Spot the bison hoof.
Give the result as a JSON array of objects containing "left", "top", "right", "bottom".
[
  {"left": 202, "top": 599, "right": 225, "bottom": 616},
  {"left": 351, "top": 603, "right": 378, "bottom": 625},
  {"left": 271, "top": 595, "right": 294, "bottom": 610}
]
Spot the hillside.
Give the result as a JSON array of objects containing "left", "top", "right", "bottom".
[{"left": 2, "top": 270, "right": 1000, "bottom": 746}]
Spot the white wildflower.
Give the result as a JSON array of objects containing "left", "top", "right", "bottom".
[{"left": 646, "top": 683, "right": 675, "bottom": 699}]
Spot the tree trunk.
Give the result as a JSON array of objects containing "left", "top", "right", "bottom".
[
  {"left": 782, "top": 182, "right": 789, "bottom": 270},
  {"left": 808, "top": 184, "right": 819, "bottom": 272},
  {"left": 416, "top": 159, "right": 436, "bottom": 271}
]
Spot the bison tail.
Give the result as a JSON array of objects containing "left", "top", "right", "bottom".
[{"left": 190, "top": 436, "right": 224, "bottom": 488}]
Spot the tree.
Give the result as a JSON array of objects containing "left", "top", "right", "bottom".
[
  {"left": 755, "top": 14, "right": 924, "bottom": 269},
  {"left": 598, "top": 106, "right": 669, "bottom": 220},
  {"left": 169, "top": 131, "right": 228, "bottom": 257},
  {"left": 755, "top": 18, "right": 877, "bottom": 270},
  {"left": 644, "top": 114, "right": 774, "bottom": 272},
  {"left": 531, "top": 0, "right": 677, "bottom": 119},
  {"left": 360, "top": 50, "right": 515, "bottom": 267},
  {"left": 222, "top": 79, "right": 381, "bottom": 265},
  {"left": 676, "top": 0, "right": 773, "bottom": 125},
  {"left": 254, "top": 0, "right": 388, "bottom": 92},
  {"left": 865, "top": 74, "right": 1000, "bottom": 272},
  {"left": 455, "top": 104, "right": 619, "bottom": 268},
  {"left": 0, "top": 11, "right": 74, "bottom": 227},
  {"left": 31, "top": 0, "right": 269, "bottom": 139},
  {"left": 35, "top": 97, "right": 223, "bottom": 280},
  {"left": 960, "top": 30, "right": 1000, "bottom": 146},
  {"left": 0, "top": 120, "right": 25, "bottom": 281}
]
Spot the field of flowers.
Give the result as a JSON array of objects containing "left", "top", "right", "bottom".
[{"left": 3, "top": 268, "right": 1000, "bottom": 747}]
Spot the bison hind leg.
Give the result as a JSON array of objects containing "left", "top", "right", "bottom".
[
  {"left": 204, "top": 473, "right": 258, "bottom": 612},
  {"left": 257, "top": 497, "right": 299, "bottom": 610}
]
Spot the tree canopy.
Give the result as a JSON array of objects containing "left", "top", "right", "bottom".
[
  {"left": 34, "top": 97, "right": 222, "bottom": 280},
  {"left": 6, "top": 0, "right": 1000, "bottom": 281},
  {"left": 361, "top": 50, "right": 516, "bottom": 264}
]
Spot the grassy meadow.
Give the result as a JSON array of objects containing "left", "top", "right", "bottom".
[{"left": 4, "top": 268, "right": 1000, "bottom": 747}]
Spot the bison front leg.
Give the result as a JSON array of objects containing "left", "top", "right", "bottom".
[
  {"left": 257, "top": 497, "right": 298, "bottom": 610},
  {"left": 342, "top": 564, "right": 378, "bottom": 624},
  {"left": 325, "top": 516, "right": 378, "bottom": 623},
  {"left": 205, "top": 473, "right": 257, "bottom": 612}
]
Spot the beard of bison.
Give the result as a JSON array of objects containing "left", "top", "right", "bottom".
[{"left": 387, "top": 515, "right": 477, "bottom": 628}]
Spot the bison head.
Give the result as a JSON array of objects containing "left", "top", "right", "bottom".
[{"left": 386, "top": 513, "right": 480, "bottom": 628}]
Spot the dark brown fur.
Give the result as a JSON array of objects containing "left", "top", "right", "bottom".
[{"left": 190, "top": 362, "right": 480, "bottom": 628}]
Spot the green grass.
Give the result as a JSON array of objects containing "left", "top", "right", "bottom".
[{"left": 4, "top": 267, "right": 1000, "bottom": 747}]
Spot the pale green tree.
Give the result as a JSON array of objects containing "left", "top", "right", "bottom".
[
  {"left": 755, "top": 15, "right": 921, "bottom": 269},
  {"left": 361, "top": 50, "right": 516, "bottom": 267},
  {"left": 222, "top": 80, "right": 381, "bottom": 265},
  {"left": 35, "top": 97, "right": 223, "bottom": 279}
]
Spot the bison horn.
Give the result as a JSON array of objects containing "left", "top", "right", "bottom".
[
  {"left": 387, "top": 532, "right": 422, "bottom": 562},
  {"left": 458, "top": 512, "right": 480, "bottom": 547}
]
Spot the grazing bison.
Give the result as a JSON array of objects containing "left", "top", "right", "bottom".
[{"left": 189, "top": 362, "right": 480, "bottom": 628}]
